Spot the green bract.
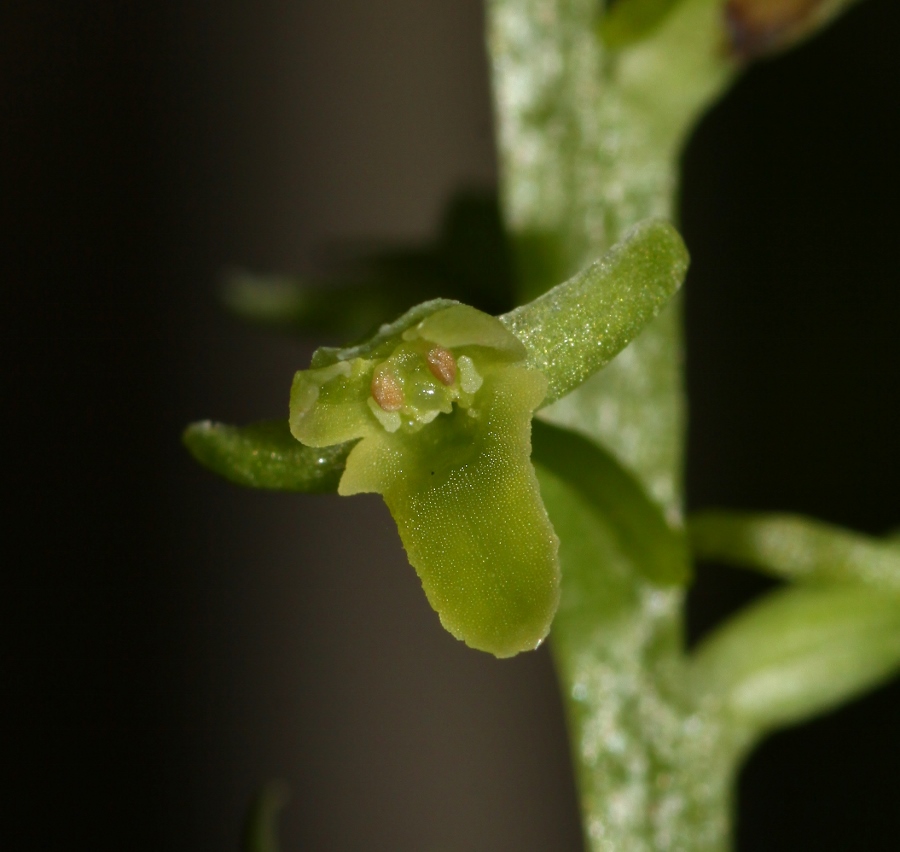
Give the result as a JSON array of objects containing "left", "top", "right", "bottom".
[
  {"left": 290, "top": 302, "right": 560, "bottom": 658},
  {"left": 183, "top": 419, "right": 352, "bottom": 493}
]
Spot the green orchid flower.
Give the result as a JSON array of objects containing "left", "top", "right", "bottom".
[
  {"left": 290, "top": 301, "right": 560, "bottom": 658},
  {"left": 186, "top": 218, "right": 690, "bottom": 659}
]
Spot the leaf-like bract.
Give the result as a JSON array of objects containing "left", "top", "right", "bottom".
[
  {"left": 183, "top": 420, "right": 351, "bottom": 493},
  {"left": 533, "top": 420, "right": 690, "bottom": 586},
  {"left": 689, "top": 511, "right": 900, "bottom": 592},
  {"left": 692, "top": 584, "right": 900, "bottom": 733},
  {"left": 501, "top": 218, "right": 689, "bottom": 406}
]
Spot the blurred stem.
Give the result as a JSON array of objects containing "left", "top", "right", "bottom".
[
  {"left": 486, "top": 0, "right": 873, "bottom": 845},
  {"left": 485, "top": 0, "right": 734, "bottom": 847},
  {"left": 487, "top": 0, "right": 730, "bottom": 514},
  {"left": 242, "top": 782, "right": 289, "bottom": 852}
]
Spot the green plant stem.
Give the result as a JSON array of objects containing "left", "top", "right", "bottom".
[
  {"left": 485, "top": 0, "right": 736, "bottom": 847},
  {"left": 182, "top": 1, "right": 890, "bottom": 844},
  {"left": 487, "top": 0, "right": 729, "bottom": 511}
]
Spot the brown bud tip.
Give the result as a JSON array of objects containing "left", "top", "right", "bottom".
[
  {"left": 426, "top": 346, "right": 457, "bottom": 386},
  {"left": 371, "top": 371, "right": 404, "bottom": 411},
  {"left": 725, "top": 0, "right": 823, "bottom": 60}
]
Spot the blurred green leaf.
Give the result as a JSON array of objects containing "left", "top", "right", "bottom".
[
  {"left": 221, "top": 270, "right": 423, "bottom": 341},
  {"left": 536, "top": 464, "right": 642, "bottom": 642},
  {"left": 183, "top": 420, "right": 351, "bottom": 493},
  {"left": 533, "top": 420, "right": 690, "bottom": 586},
  {"left": 501, "top": 218, "right": 689, "bottom": 406},
  {"left": 692, "top": 583, "right": 900, "bottom": 733},
  {"left": 242, "top": 782, "right": 289, "bottom": 852},
  {"left": 599, "top": 0, "right": 684, "bottom": 49},
  {"left": 689, "top": 511, "right": 900, "bottom": 592},
  {"left": 509, "top": 231, "right": 569, "bottom": 305},
  {"left": 420, "top": 188, "right": 517, "bottom": 312},
  {"left": 221, "top": 190, "right": 517, "bottom": 339}
]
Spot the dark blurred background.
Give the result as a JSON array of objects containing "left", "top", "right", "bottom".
[{"left": 3, "top": 1, "right": 898, "bottom": 849}]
